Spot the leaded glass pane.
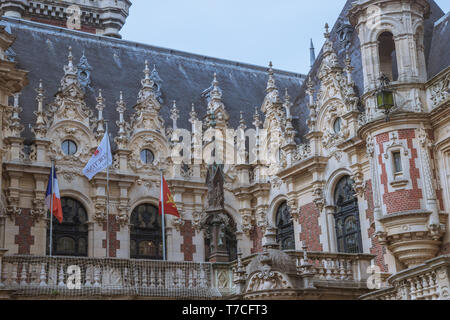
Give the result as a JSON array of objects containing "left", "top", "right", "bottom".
[{"left": 334, "top": 176, "right": 363, "bottom": 254}]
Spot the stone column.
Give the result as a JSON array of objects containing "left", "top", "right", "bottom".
[{"left": 325, "top": 205, "right": 337, "bottom": 253}]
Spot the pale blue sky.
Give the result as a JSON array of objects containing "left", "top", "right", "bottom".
[{"left": 121, "top": 0, "right": 450, "bottom": 75}]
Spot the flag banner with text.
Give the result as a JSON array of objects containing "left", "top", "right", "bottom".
[{"left": 82, "top": 131, "right": 112, "bottom": 180}]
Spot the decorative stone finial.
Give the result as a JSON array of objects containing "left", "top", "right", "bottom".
[
  {"left": 115, "top": 91, "right": 128, "bottom": 148},
  {"left": 210, "top": 73, "right": 222, "bottom": 101},
  {"left": 9, "top": 93, "right": 23, "bottom": 137},
  {"left": 33, "top": 80, "right": 47, "bottom": 138},
  {"left": 61, "top": 46, "right": 79, "bottom": 89},
  {"left": 284, "top": 88, "right": 292, "bottom": 120},
  {"left": 238, "top": 111, "right": 246, "bottom": 130},
  {"left": 253, "top": 107, "right": 261, "bottom": 129},
  {"left": 138, "top": 60, "right": 156, "bottom": 103},
  {"left": 266, "top": 61, "right": 277, "bottom": 93},
  {"left": 189, "top": 103, "right": 198, "bottom": 123},
  {"left": 170, "top": 100, "right": 180, "bottom": 129},
  {"left": 95, "top": 89, "right": 106, "bottom": 138}
]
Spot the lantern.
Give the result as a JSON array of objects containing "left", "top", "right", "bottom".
[
  {"left": 376, "top": 74, "right": 395, "bottom": 112},
  {"left": 376, "top": 88, "right": 394, "bottom": 111}
]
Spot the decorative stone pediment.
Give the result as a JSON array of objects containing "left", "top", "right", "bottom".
[
  {"left": 130, "top": 99, "right": 165, "bottom": 134},
  {"left": 130, "top": 61, "right": 166, "bottom": 135},
  {"left": 245, "top": 248, "right": 296, "bottom": 294},
  {"left": 127, "top": 132, "right": 168, "bottom": 174},
  {"left": 48, "top": 122, "right": 96, "bottom": 164},
  {"left": 246, "top": 269, "right": 293, "bottom": 293}
]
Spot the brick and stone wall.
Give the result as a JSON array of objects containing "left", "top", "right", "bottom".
[
  {"left": 364, "top": 180, "right": 389, "bottom": 272},
  {"left": 298, "top": 203, "right": 323, "bottom": 252},
  {"left": 377, "top": 129, "right": 423, "bottom": 214},
  {"left": 180, "top": 220, "right": 196, "bottom": 261}
]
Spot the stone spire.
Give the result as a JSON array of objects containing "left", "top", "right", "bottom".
[
  {"left": 137, "top": 60, "right": 156, "bottom": 104},
  {"left": 210, "top": 73, "right": 222, "bottom": 102},
  {"left": 266, "top": 61, "right": 277, "bottom": 94},
  {"left": 320, "top": 23, "right": 340, "bottom": 72},
  {"left": 95, "top": 89, "right": 106, "bottom": 140},
  {"left": 310, "top": 39, "right": 316, "bottom": 68},
  {"left": 170, "top": 100, "right": 179, "bottom": 130},
  {"left": 60, "top": 46, "right": 79, "bottom": 90},
  {"left": 189, "top": 103, "right": 198, "bottom": 124},
  {"left": 238, "top": 111, "right": 246, "bottom": 131},
  {"left": 207, "top": 73, "right": 229, "bottom": 128},
  {"left": 150, "top": 64, "right": 163, "bottom": 103},
  {"left": 115, "top": 91, "right": 128, "bottom": 148},
  {"left": 9, "top": 93, "right": 23, "bottom": 137},
  {"left": 344, "top": 49, "right": 354, "bottom": 84},
  {"left": 253, "top": 106, "right": 261, "bottom": 130},
  {"left": 33, "top": 80, "right": 47, "bottom": 139},
  {"left": 284, "top": 89, "right": 296, "bottom": 144},
  {"left": 283, "top": 88, "right": 293, "bottom": 120}
]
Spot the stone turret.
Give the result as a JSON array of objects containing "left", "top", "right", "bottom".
[{"left": 0, "top": 0, "right": 132, "bottom": 38}]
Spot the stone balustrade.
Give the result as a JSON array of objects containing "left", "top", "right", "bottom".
[
  {"left": 286, "top": 251, "right": 373, "bottom": 283},
  {"left": 360, "top": 254, "right": 450, "bottom": 300},
  {"left": 0, "top": 250, "right": 377, "bottom": 299},
  {"left": 0, "top": 255, "right": 220, "bottom": 299},
  {"left": 211, "top": 250, "right": 375, "bottom": 297}
]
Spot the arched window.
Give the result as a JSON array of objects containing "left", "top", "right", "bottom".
[
  {"left": 275, "top": 201, "right": 295, "bottom": 250},
  {"left": 130, "top": 204, "right": 163, "bottom": 260},
  {"left": 378, "top": 32, "right": 398, "bottom": 81},
  {"left": 47, "top": 197, "right": 88, "bottom": 256},
  {"left": 334, "top": 176, "right": 363, "bottom": 253}
]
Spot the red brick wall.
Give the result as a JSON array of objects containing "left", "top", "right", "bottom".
[
  {"left": 298, "top": 203, "right": 323, "bottom": 252},
  {"left": 14, "top": 209, "right": 35, "bottom": 255},
  {"left": 180, "top": 220, "right": 196, "bottom": 261},
  {"left": 102, "top": 215, "right": 120, "bottom": 258},
  {"left": 249, "top": 225, "right": 263, "bottom": 254},
  {"left": 364, "top": 180, "right": 389, "bottom": 272},
  {"left": 377, "top": 129, "right": 423, "bottom": 214},
  {"left": 30, "top": 17, "right": 97, "bottom": 34}
]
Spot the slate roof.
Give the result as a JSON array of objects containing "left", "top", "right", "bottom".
[
  {"left": 1, "top": 17, "right": 306, "bottom": 144},
  {"left": 428, "top": 11, "right": 450, "bottom": 79},
  {"left": 1, "top": 0, "right": 448, "bottom": 147}
]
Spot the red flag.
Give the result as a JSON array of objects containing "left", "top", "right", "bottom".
[{"left": 159, "top": 176, "right": 180, "bottom": 217}]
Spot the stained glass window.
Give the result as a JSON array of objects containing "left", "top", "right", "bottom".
[
  {"left": 334, "top": 176, "right": 363, "bottom": 253},
  {"left": 47, "top": 197, "right": 88, "bottom": 257},
  {"left": 130, "top": 204, "right": 163, "bottom": 260},
  {"left": 276, "top": 201, "right": 295, "bottom": 250}
]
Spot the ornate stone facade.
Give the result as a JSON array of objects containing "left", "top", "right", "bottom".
[{"left": 0, "top": 0, "right": 448, "bottom": 300}]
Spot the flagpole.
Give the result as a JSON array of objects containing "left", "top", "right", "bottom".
[
  {"left": 49, "top": 159, "right": 54, "bottom": 257},
  {"left": 106, "top": 122, "right": 110, "bottom": 259},
  {"left": 160, "top": 169, "right": 166, "bottom": 261}
]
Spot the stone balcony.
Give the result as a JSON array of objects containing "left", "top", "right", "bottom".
[
  {"left": 360, "top": 254, "right": 450, "bottom": 300},
  {"left": 213, "top": 249, "right": 375, "bottom": 300},
  {"left": 0, "top": 254, "right": 220, "bottom": 300},
  {"left": 0, "top": 249, "right": 376, "bottom": 300}
]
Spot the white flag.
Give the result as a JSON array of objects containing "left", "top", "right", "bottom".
[{"left": 82, "top": 131, "right": 113, "bottom": 180}]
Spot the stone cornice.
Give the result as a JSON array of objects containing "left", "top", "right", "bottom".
[
  {"left": 277, "top": 156, "right": 328, "bottom": 180},
  {"left": 357, "top": 112, "right": 431, "bottom": 140}
]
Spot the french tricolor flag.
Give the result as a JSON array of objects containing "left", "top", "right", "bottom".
[{"left": 45, "top": 168, "right": 63, "bottom": 224}]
